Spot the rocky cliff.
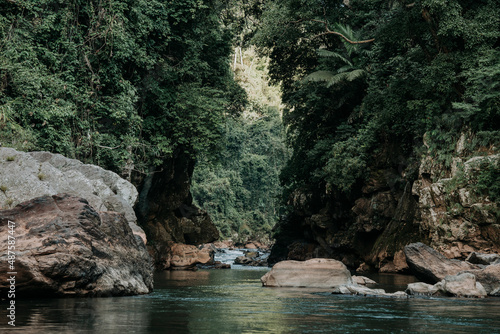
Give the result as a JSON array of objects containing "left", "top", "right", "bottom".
[
  {"left": 271, "top": 133, "right": 499, "bottom": 272},
  {"left": 135, "top": 150, "right": 219, "bottom": 268}
]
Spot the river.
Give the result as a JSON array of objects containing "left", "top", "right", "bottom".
[{"left": 2, "top": 250, "right": 500, "bottom": 333}]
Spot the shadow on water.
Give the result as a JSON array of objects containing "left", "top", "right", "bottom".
[{"left": 2, "top": 269, "right": 500, "bottom": 333}]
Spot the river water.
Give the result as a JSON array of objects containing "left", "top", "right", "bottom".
[{"left": 2, "top": 250, "right": 500, "bottom": 333}]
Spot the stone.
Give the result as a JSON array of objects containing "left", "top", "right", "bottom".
[
  {"left": 466, "top": 252, "right": 500, "bottom": 266},
  {"left": 405, "top": 282, "right": 438, "bottom": 296},
  {"left": 393, "top": 250, "right": 409, "bottom": 271},
  {"left": 404, "top": 242, "right": 481, "bottom": 283},
  {"left": 0, "top": 194, "right": 153, "bottom": 297},
  {"left": 244, "top": 251, "right": 259, "bottom": 258},
  {"left": 332, "top": 285, "right": 408, "bottom": 298},
  {"left": 352, "top": 275, "right": 377, "bottom": 285},
  {"left": 166, "top": 243, "right": 214, "bottom": 270},
  {"left": 245, "top": 242, "right": 258, "bottom": 249},
  {"left": 213, "top": 240, "right": 235, "bottom": 249},
  {"left": 0, "top": 147, "right": 146, "bottom": 244},
  {"left": 234, "top": 254, "right": 268, "bottom": 267},
  {"left": 380, "top": 262, "right": 396, "bottom": 273},
  {"left": 437, "top": 273, "right": 487, "bottom": 298},
  {"left": 356, "top": 262, "right": 372, "bottom": 273},
  {"left": 261, "top": 258, "right": 352, "bottom": 288},
  {"left": 464, "top": 264, "right": 500, "bottom": 296}
]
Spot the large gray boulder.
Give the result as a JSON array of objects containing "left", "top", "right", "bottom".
[
  {"left": 261, "top": 258, "right": 352, "bottom": 288},
  {"left": 0, "top": 148, "right": 146, "bottom": 244},
  {"left": 463, "top": 264, "right": 500, "bottom": 296},
  {"left": 404, "top": 242, "right": 480, "bottom": 283},
  {"left": 0, "top": 194, "right": 153, "bottom": 297},
  {"left": 406, "top": 273, "right": 487, "bottom": 298}
]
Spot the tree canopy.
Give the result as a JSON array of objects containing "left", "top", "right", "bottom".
[
  {"left": 255, "top": 0, "right": 499, "bottom": 200},
  {"left": 0, "top": 0, "right": 245, "bottom": 179}
]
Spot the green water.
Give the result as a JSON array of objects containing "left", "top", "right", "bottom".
[{"left": 2, "top": 269, "right": 500, "bottom": 333}]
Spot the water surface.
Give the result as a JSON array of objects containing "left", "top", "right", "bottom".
[{"left": 2, "top": 268, "right": 500, "bottom": 333}]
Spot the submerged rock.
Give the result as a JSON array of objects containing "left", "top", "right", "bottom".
[
  {"left": 404, "top": 242, "right": 480, "bottom": 283},
  {"left": 333, "top": 285, "right": 408, "bottom": 298},
  {"left": 0, "top": 194, "right": 153, "bottom": 297},
  {"left": 406, "top": 282, "right": 439, "bottom": 296},
  {"left": 261, "top": 258, "right": 352, "bottom": 288}
]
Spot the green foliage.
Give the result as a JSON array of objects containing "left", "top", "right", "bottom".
[
  {"left": 476, "top": 161, "right": 500, "bottom": 202},
  {"left": 192, "top": 49, "right": 288, "bottom": 242},
  {"left": 192, "top": 104, "right": 288, "bottom": 242},
  {"left": 255, "top": 0, "right": 500, "bottom": 201},
  {"left": 0, "top": 0, "right": 243, "bottom": 178}
]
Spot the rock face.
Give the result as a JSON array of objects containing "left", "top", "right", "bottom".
[
  {"left": 261, "top": 258, "right": 352, "bottom": 288},
  {"left": 0, "top": 147, "right": 146, "bottom": 245},
  {"left": 404, "top": 242, "right": 480, "bottom": 283},
  {"left": 135, "top": 151, "right": 219, "bottom": 267},
  {"left": 0, "top": 194, "right": 153, "bottom": 297},
  {"left": 412, "top": 152, "right": 500, "bottom": 258},
  {"left": 269, "top": 133, "right": 498, "bottom": 272}
]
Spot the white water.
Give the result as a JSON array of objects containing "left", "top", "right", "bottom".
[{"left": 214, "top": 248, "right": 270, "bottom": 269}]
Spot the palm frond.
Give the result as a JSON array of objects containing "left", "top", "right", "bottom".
[
  {"left": 326, "top": 73, "right": 349, "bottom": 87},
  {"left": 337, "top": 65, "right": 354, "bottom": 73},
  {"left": 346, "top": 69, "right": 365, "bottom": 81},
  {"left": 303, "top": 70, "right": 337, "bottom": 83},
  {"left": 317, "top": 49, "right": 352, "bottom": 66}
]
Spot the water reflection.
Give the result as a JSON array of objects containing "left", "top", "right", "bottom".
[{"left": 2, "top": 269, "right": 500, "bottom": 333}]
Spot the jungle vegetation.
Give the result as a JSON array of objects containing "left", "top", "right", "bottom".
[{"left": 1, "top": 0, "right": 498, "bottom": 241}]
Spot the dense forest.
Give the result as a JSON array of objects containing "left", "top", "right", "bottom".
[
  {"left": 255, "top": 0, "right": 499, "bottom": 201},
  {"left": 1, "top": 0, "right": 498, "bottom": 262},
  {"left": 0, "top": 0, "right": 245, "bottom": 179},
  {"left": 192, "top": 48, "right": 288, "bottom": 244},
  {"left": 255, "top": 0, "right": 499, "bottom": 265}
]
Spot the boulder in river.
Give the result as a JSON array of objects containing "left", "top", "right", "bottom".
[
  {"left": 0, "top": 194, "right": 153, "bottom": 297},
  {"left": 405, "top": 282, "right": 439, "bottom": 296},
  {"left": 261, "top": 258, "right": 352, "bottom": 288},
  {"left": 332, "top": 285, "right": 408, "bottom": 298},
  {"left": 404, "top": 242, "right": 480, "bottom": 283},
  {"left": 164, "top": 243, "right": 214, "bottom": 270},
  {"left": 463, "top": 264, "right": 500, "bottom": 296},
  {"left": 436, "top": 273, "right": 487, "bottom": 298},
  {"left": 406, "top": 273, "right": 487, "bottom": 298},
  {"left": 0, "top": 147, "right": 146, "bottom": 245},
  {"left": 351, "top": 275, "right": 377, "bottom": 285}
]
